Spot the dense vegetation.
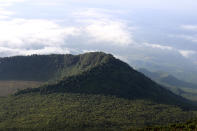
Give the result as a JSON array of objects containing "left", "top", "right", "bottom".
[
  {"left": 138, "top": 119, "right": 197, "bottom": 131},
  {"left": 0, "top": 93, "right": 195, "bottom": 130}
]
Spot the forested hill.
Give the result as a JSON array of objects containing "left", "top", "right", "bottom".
[
  {"left": 14, "top": 52, "right": 194, "bottom": 108},
  {"left": 0, "top": 52, "right": 112, "bottom": 81},
  {"left": 0, "top": 52, "right": 196, "bottom": 130}
]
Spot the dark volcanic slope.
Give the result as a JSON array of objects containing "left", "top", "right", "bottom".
[{"left": 15, "top": 52, "right": 193, "bottom": 108}]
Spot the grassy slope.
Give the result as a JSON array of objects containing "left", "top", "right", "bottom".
[
  {"left": 0, "top": 93, "right": 195, "bottom": 130},
  {"left": 0, "top": 81, "right": 43, "bottom": 96}
]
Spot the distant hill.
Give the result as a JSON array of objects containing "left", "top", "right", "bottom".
[
  {"left": 161, "top": 75, "right": 197, "bottom": 89},
  {"left": 138, "top": 68, "right": 197, "bottom": 89},
  {"left": 138, "top": 68, "right": 197, "bottom": 101},
  {"left": 13, "top": 52, "right": 194, "bottom": 108},
  {"left": 130, "top": 58, "right": 197, "bottom": 85}
]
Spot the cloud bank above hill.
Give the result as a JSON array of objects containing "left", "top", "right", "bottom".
[{"left": 0, "top": 0, "right": 196, "bottom": 70}]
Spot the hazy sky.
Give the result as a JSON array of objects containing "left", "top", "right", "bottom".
[{"left": 0, "top": 0, "right": 197, "bottom": 66}]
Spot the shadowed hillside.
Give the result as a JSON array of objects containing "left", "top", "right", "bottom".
[
  {"left": 15, "top": 52, "right": 194, "bottom": 108},
  {"left": 0, "top": 52, "right": 112, "bottom": 82},
  {"left": 0, "top": 52, "right": 112, "bottom": 96}
]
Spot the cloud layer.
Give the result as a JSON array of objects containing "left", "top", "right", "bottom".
[{"left": 0, "top": 8, "right": 135, "bottom": 56}]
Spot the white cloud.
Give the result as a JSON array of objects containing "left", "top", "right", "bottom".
[
  {"left": 0, "top": 0, "right": 24, "bottom": 6},
  {"left": 178, "top": 50, "right": 196, "bottom": 58},
  {"left": 84, "top": 20, "right": 133, "bottom": 46},
  {"left": 0, "top": 18, "right": 82, "bottom": 57},
  {"left": 172, "top": 34, "right": 197, "bottom": 43},
  {"left": 0, "top": 0, "right": 24, "bottom": 20},
  {"left": 73, "top": 8, "right": 112, "bottom": 19},
  {"left": 73, "top": 8, "right": 134, "bottom": 46},
  {"left": 181, "top": 25, "right": 197, "bottom": 31},
  {"left": 0, "top": 0, "right": 24, "bottom": 2},
  {"left": 82, "top": 49, "right": 99, "bottom": 53},
  {"left": 0, "top": 8, "right": 135, "bottom": 57},
  {"left": 0, "top": 6, "right": 15, "bottom": 19},
  {"left": 114, "top": 55, "right": 129, "bottom": 63},
  {"left": 143, "top": 43, "right": 173, "bottom": 50},
  {"left": 0, "top": 46, "right": 72, "bottom": 57},
  {"left": 21, "top": 47, "right": 71, "bottom": 55},
  {"left": 141, "top": 42, "right": 196, "bottom": 60},
  {"left": 177, "top": 25, "right": 197, "bottom": 43},
  {"left": 49, "top": 0, "right": 197, "bottom": 12},
  {"left": 0, "top": 8, "right": 14, "bottom": 17},
  {"left": 0, "top": 19, "right": 80, "bottom": 49}
]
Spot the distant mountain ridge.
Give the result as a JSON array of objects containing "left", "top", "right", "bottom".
[
  {"left": 130, "top": 59, "right": 197, "bottom": 85},
  {"left": 138, "top": 68, "right": 197, "bottom": 101},
  {"left": 161, "top": 75, "right": 197, "bottom": 89},
  {"left": 0, "top": 52, "right": 112, "bottom": 82},
  {"left": 138, "top": 68, "right": 197, "bottom": 89}
]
